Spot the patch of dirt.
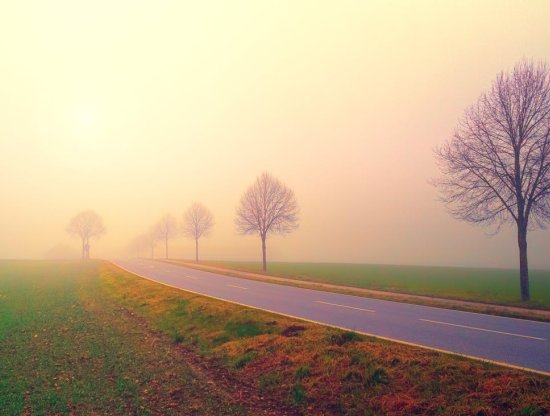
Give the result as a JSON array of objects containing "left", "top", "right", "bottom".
[{"left": 281, "top": 325, "right": 306, "bottom": 337}]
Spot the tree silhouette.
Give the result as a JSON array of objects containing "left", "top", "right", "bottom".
[
  {"left": 155, "top": 214, "right": 178, "bottom": 259},
  {"left": 144, "top": 227, "right": 159, "bottom": 259},
  {"left": 67, "top": 210, "right": 106, "bottom": 259},
  {"left": 435, "top": 61, "right": 550, "bottom": 301},
  {"left": 236, "top": 172, "right": 299, "bottom": 272},
  {"left": 182, "top": 202, "right": 214, "bottom": 262}
]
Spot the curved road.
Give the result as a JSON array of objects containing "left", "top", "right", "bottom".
[{"left": 113, "top": 259, "right": 550, "bottom": 374}]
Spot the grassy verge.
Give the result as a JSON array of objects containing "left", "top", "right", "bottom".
[
  {"left": 0, "top": 260, "right": 247, "bottom": 415},
  {"left": 101, "top": 261, "right": 550, "bottom": 415},
  {"left": 176, "top": 260, "right": 550, "bottom": 309}
]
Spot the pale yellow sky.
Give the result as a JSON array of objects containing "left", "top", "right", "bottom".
[{"left": 1, "top": 1, "right": 550, "bottom": 267}]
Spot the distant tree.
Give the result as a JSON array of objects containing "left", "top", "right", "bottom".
[
  {"left": 235, "top": 172, "right": 299, "bottom": 272},
  {"left": 145, "top": 227, "right": 159, "bottom": 259},
  {"left": 435, "top": 61, "right": 550, "bottom": 302},
  {"left": 67, "top": 210, "right": 106, "bottom": 259},
  {"left": 182, "top": 202, "right": 214, "bottom": 262},
  {"left": 129, "top": 234, "right": 148, "bottom": 258},
  {"left": 155, "top": 214, "right": 178, "bottom": 259}
]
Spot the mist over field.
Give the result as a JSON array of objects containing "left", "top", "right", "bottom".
[{"left": 2, "top": 1, "right": 550, "bottom": 268}]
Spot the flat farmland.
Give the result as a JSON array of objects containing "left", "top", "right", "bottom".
[{"left": 1, "top": 260, "right": 549, "bottom": 415}]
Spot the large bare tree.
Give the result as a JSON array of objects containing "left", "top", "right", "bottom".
[
  {"left": 235, "top": 172, "right": 299, "bottom": 272},
  {"left": 435, "top": 61, "right": 550, "bottom": 301},
  {"left": 67, "top": 210, "right": 106, "bottom": 259},
  {"left": 182, "top": 202, "right": 214, "bottom": 262},
  {"left": 155, "top": 214, "right": 178, "bottom": 259}
]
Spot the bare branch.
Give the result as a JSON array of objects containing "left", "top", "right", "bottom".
[
  {"left": 182, "top": 203, "right": 215, "bottom": 241},
  {"left": 434, "top": 60, "right": 550, "bottom": 231}
]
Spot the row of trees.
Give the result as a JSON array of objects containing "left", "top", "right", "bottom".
[
  {"left": 66, "top": 173, "right": 299, "bottom": 270},
  {"left": 129, "top": 172, "right": 300, "bottom": 271},
  {"left": 131, "top": 202, "right": 215, "bottom": 262}
]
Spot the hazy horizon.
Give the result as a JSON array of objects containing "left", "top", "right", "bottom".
[{"left": 2, "top": 1, "right": 550, "bottom": 269}]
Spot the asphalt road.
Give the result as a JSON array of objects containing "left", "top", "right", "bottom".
[{"left": 113, "top": 259, "right": 550, "bottom": 374}]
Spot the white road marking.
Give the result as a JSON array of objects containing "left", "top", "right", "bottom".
[
  {"left": 419, "top": 319, "right": 546, "bottom": 341},
  {"left": 227, "top": 284, "right": 248, "bottom": 290},
  {"left": 181, "top": 274, "right": 198, "bottom": 280},
  {"left": 315, "top": 300, "right": 375, "bottom": 313}
]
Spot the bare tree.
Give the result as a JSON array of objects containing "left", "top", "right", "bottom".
[
  {"left": 182, "top": 202, "right": 214, "bottom": 262},
  {"left": 145, "top": 227, "right": 159, "bottom": 259},
  {"left": 67, "top": 210, "right": 106, "bottom": 259},
  {"left": 235, "top": 172, "right": 299, "bottom": 272},
  {"left": 155, "top": 214, "right": 178, "bottom": 259},
  {"left": 435, "top": 61, "right": 550, "bottom": 302},
  {"left": 129, "top": 234, "right": 148, "bottom": 258}
]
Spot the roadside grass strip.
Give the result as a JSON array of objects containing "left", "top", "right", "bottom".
[{"left": 101, "top": 261, "right": 550, "bottom": 415}]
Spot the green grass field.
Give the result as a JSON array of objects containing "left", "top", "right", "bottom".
[
  {"left": 0, "top": 260, "right": 244, "bottom": 416},
  {"left": 1, "top": 260, "right": 549, "bottom": 415},
  {"left": 197, "top": 261, "right": 550, "bottom": 309}
]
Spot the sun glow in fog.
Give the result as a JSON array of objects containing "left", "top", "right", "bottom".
[{"left": 76, "top": 109, "right": 97, "bottom": 129}]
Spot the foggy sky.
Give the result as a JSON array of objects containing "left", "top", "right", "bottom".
[{"left": 2, "top": 1, "right": 550, "bottom": 268}]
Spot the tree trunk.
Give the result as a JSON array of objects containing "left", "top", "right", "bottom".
[
  {"left": 165, "top": 236, "right": 168, "bottom": 259},
  {"left": 517, "top": 225, "right": 530, "bottom": 301},
  {"left": 261, "top": 237, "right": 267, "bottom": 272},
  {"left": 81, "top": 238, "right": 86, "bottom": 259},
  {"left": 195, "top": 239, "right": 199, "bottom": 263}
]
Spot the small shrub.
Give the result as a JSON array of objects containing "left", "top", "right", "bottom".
[
  {"left": 350, "top": 353, "right": 361, "bottom": 365},
  {"left": 350, "top": 351, "right": 370, "bottom": 366},
  {"left": 342, "top": 370, "right": 363, "bottom": 382},
  {"left": 364, "top": 366, "right": 389, "bottom": 386},
  {"left": 281, "top": 325, "right": 306, "bottom": 337},
  {"left": 291, "top": 383, "right": 307, "bottom": 405},
  {"left": 389, "top": 357, "right": 400, "bottom": 366},
  {"left": 294, "top": 365, "right": 311, "bottom": 381},
  {"left": 328, "top": 331, "right": 361, "bottom": 346},
  {"left": 172, "top": 332, "right": 185, "bottom": 344}
]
